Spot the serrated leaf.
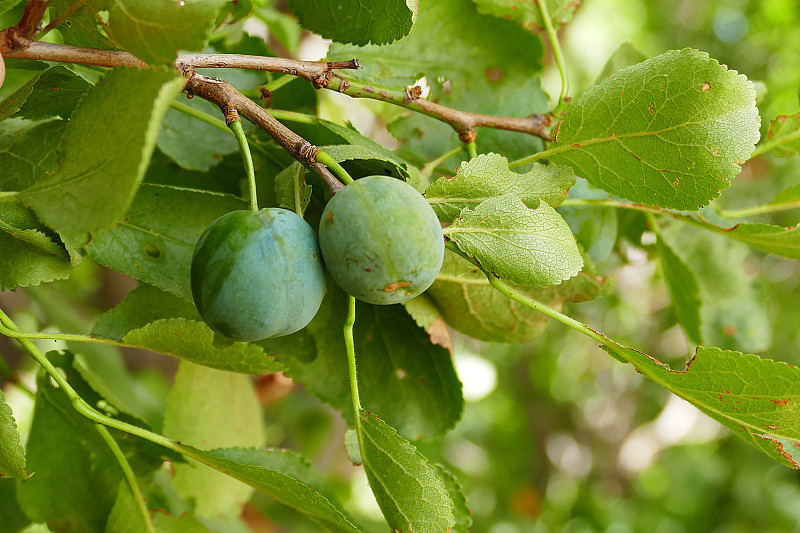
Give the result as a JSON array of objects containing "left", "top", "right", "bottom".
[
  {"left": 163, "top": 361, "right": 265, "bottom": 519},
  {"left": 177, "top": 446, "right": 362, "bottom": 533},
  {"left": 49, "top": 0, "right": 116, "bottom": 50},
  {"left": 0, "top": 389, "right": 27, "bottom": 479},
  {"left": 764, "top": 113, "right": 800, "bottom": 157},
  {"left": 655, "top": 234, "right": 703, "bottom": 345},
  {"left": 719, "top": 222, "right": 800, "bottom": 259},
  {"left": 17, "top": 353, "right": 123, "bottom": 532},
  {"left": 86, "top": 184, "right": 247, "bottom": 300},
  {"left": 444, "top": 194, "right": 583, "bottom": 286},
  {"left": 0, "top": 118, "right": 66, "bottom": 192},
  {"left": 288, "top": 0, "right": 414, "bottom": 46},
  {"left": 606, "top": 344, "right": 800, "bottom": 469},
  {"left": 549, "top": 48, "right": 760, "bottom": 210},
  {"left": 108, "top": 0, "right": 228, "bottom": 65},
  {"left": 123, "top": 318, "right": 285, "bottom": 374},
  {"left": 20, "top": 69, "right": 184, "bottom": 233},
  {"left": 472, "top": 0, "right": 579, "bottom": 31},
  {"left": 434, "top": 464, "right": 472, "bottom": 533},
  {"left": 359, "top": 412, "right": 455, "bottom": 532},
  {"left": 426, "top": 153, "right": 575, "bottom": 221},
  {"left": 281, "top": 282, "right": 464, "bottom": 440},
  {"left": 275, "top": 162, "right": 312, "bottom": 216},
  {"left": 0, "top": 65, "right": 91, "bottom": 121},
  {"left": 427, "top": 249, "right": 611, "bottom": 343}
]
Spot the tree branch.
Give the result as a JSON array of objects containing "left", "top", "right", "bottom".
[{"left": 1, "top": 0, "right": 51, "bottom": 50}]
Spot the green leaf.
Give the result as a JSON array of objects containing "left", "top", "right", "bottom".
[
  {"left": 427, "top": 249, "right": 611, "bottom": 343},
  {"left": 0, "top": 0, "right": 23, "bottom": 16},
  {"left": 434, "top": 464, "right": 472, "bottom": 533},
  {"left": 0, "top": 118, "right": 66, "bottom": 192},
  {"left": 723, "top": 222, "right": 800, "bottom": 260},
  {"left": 549, "top": 49, "right": 761, "bottom": 210},
  {"left": 607, "top": 344, "right": 800, "bottom": 469},
  {"left": 320, "top": 144, "right": 416, "bottom": 183},
  {"left": 85, "top": 184, "right": 247, "bottom": 300},
  {"left": 425, "top": 153, "right": 575, "bottom": 221},
  {"left": 359, "top": 412, "right": 455, "bottom": 532},
  {"left": 153, "top": 513, "right": 214, "bottom": 533},
  {"left": 595, "top": 42, "right": 648, "bottom": 83},
  {"left": 444, "top": 194, "right": 583, "bottom": 286},
  {"left": 17, "top": 353, "right": 123, "bottom": 532},
  {"left": 19, "top": 69, "right": 185, "bottom": 233},
  {"left": 156, "top": 98, "right": 239, "bottom": 171},
  {"left": 764, "top": 112, "right": 800, "bottom": 157},
  {"left": 0, "top": 198, "right": 72, "bottom": 291},
  {"left": 123, "top": 318, "right": 285, "bottom": 374},
  {"left": 105, "top": 481, "right": 148, "bottom": 533},
  {"left": 275, "top": 162, "right": 312, "bottom": 216},
  {"left": 288, "top": 0, "right": 415, "bottom": 46},
  {"left": 662, "top": 224, "right": 771, "bottom": 352},
  {"left": 282, "top": 282, "right": 464, "bottom": 440},
  {"left": 49, "top": 0, "right": 116, "bottom": 50},
  {"left": 0, "top": 478, "right": 31, "bottom": 532},
  {"left": 655, "top": 234, "right": 703, "bottom": 345},
  {"left": 0, "top": 389, "right": 27, "bottom": 479},
  {"left": 0, "top": 65, "right": 92, "bottom": 121},
  {"left": 108, "top": 0, "right": 227, "bottom": 65},
  {"left": 163, "top": 361, "right": 265, "bottom": 519},
  {"left": 177, "top": 446, "right": 362, "bottom": 533},
  {"left": 344, "top": 429, "right": 361, "bottom": 465},
  {"left": 472, "top": 0, "right": 579, "bottom": 31},
  {"left": 767, "top": 183, "right": 800, "bottom": 210}
]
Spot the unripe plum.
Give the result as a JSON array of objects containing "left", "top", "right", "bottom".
[
  {"left": 190, "top": 209, "right": 326, "bottom": 341},
  {"left": 318, "top": 175, "right": 444, "bottom": 305}
]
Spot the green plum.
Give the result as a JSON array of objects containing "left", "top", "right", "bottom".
[
  {"left": 190, "top": 208, "right": 325, "bottom": 341},
  {"left": 318, "top": 175, "right": 444, "bottom": 305}
]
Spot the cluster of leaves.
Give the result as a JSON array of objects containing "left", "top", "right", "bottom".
[{"left": 1, "top": 0, "right": 800, "bottom": 532}]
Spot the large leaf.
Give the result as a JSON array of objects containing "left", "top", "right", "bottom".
[
  {"left": 86, "top": 184, "right": 247, "bottom": 300},
  {"left": 108, "top": 0, "right": 228, "bottom": 65},
  {"left": 444, "top": 194, "right": 583, "bottom": 286},
  {"left": 178, "top": 446, "right": 362, "bottom": 533},
  {"left": 472, "top": 0, "right": 579, "bottom": 31},
  {"left": 425, "top": 153, "right": 575, "bottom": 221},
  {"left": 427, "top": 249, "right": 611, "bottom": 343},
  {"left": 0, "top": 389, "right": 27, "bottom": 479},
  {"left": 549, "top": 49, "right": 760, "bottom": 210},
  {"left": 288, "top": 0, "right": 415, "bottom": 45},
  {"left": 19, "top": 69, "right": 185, "bottom": 233},
  {"left": 49, "top": 0, "right": 116, "bottom": 50},
  {"left": 0, "top": 118, "right": 66, "bottom": 192},
  {"left": 163, "top": 361, "right": 265, "bottom": 519},
  {"left": 0, "top": 65, "right": 91, "bottom": 121},
  {"left": 358, "top": 412, "right": 455, "bottom": 532},
  {"left": 281, "top": 282, "right": 464, "bottom": 440}
]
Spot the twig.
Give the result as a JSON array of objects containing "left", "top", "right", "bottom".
[{"left": 0, "top": 0, "right": 51, "bottom": 50}]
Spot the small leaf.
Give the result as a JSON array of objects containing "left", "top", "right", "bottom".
[
  {"left": 20, "top": 69, "right": 185, "bottom": 233},
  {"left": 0, "top": 389, "right": 27, "bottom": 479},
  {"left": 108, "top": 0, "right": 228, "bottom": 65},
  {"left": 472, "top": 0, "right": 579, "bottom": 31},
  {"left": 655, "top": 234, "right": 703, "bottom": 345},
  {"left": 288, "top": 0, "right": 415, "bottom": 46},
  {"left": 105, "top": 481, "right": 148, "bottom": 533},
  {"left": 434, "top": 464, "right": 472, "bottom": 533},
  {"left": 359, "top": 412, "right": 455, "bottom": 532},
  {"left": 123, "top": 318, "right": 285, "bottom": 375},
  {"left": 0, "top": 65, "right": 91, "bottom": 121},
  {"left": 177, "top": 446, "right": 362, "bottom": 533},
  {"left": 86, "top": 184, "right": 247, "bottom": 300},
  {"left": 275, "top": 162, "right": 312, "bottom": 216},
  {"left": 550, "top": 49, "right": 760, "bottom": 210},
  {"left": 606, "top": 344, "right": 800, "bottom": 469},
  {"left": 445, "top": 194, "right": 583, "bottom": 286},
  {"left": 764, "top": 112, "right": 800, "bottom": 157},
  {"left": 425, "top": 153, "right": 575, "bottom": 221},
  {"left": 163, "top": 361, "right": 265, "bottom": 519}
]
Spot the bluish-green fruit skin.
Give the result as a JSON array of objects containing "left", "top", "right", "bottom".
[
  {"left": 318, "top": 175, "right": 444, "bottom": 305},
  {"left": 190, "top": 209, "right": 326, "bottom": 341}
]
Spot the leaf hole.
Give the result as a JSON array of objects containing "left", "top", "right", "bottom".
[{"left": 144, "top": 243, "right": 162, "bottom": 259}]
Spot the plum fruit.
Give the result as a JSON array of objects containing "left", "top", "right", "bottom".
[
  {"left": 190, "top": 209, "right": 326, "bottom": 341},
  {"left": 318, "top": 175, "right": 444, "bottom": 305}
]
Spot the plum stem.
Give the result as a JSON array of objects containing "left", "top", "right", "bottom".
[
  {"left": 316, "top": 150, "right": 354, "bottom": 186},
  {"left": 343, "top": 295, "right": 366, "bottom": 452},
  {"left": 229, "top": 118, "right": 258, "bottom": 211}
]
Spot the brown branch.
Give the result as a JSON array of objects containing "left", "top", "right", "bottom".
[
  {"left": 1, "top": 40, "right": 148, "bottom": 67},
  {"left": 1, "top": 0, "right": 51, "bottom": 51}
]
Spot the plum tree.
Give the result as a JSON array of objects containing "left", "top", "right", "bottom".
[
  {"left": 318, "top": 175, "right": 445, "bottom": 305},
  {"left": 190, "top": 208, "right": 326, "bottom": 341}
]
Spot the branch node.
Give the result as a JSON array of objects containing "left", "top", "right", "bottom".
[
  {"left": 311, "top": 70, "right": 332, "bottom": 89},
  {"left": 458, "top": 128, "right": 477, "bottom": 144},
  {"left": 404, "top": 85, "right": 423, "bottom": 101},
  {"left": 223, "top": 105, "right": 239, "bottom": 125},
  {"left": 336, "top": 76, "right": 350, "bottom": 94},
  {"left": 297, "top": 143, "right": 320, "bottom": 163}
]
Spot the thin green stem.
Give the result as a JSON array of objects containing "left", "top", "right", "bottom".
[
  {"left": 230, "top": 119, "right": 258, "bottom": 211},
  {"left": 0, "top": 319, "right": 129, "bottom": 348},
  {"left": 268, "top": 109, "right": 319, "bottom": 125},
  {"left": 94, "top": 424, "right": 155, "bottom": 533},
  {"left": 315, "top": 150, "right": 354, "bottom": 185},
  {"left": 170, "top": 101, "right": 234, "bottom": 137},
  {"left": 465, "top": 141, "right": 478, "bottom": 160},
  {"left": 343, "top": 295, "right": 366, "bottom": 457},
  {"left": 750, "top": 128, "right": 800, "bottom": 159},
  {"left": 538, "top": 0, "right": 569, "bottom": 108},
  {"left": 508, "top": 144, "right": 565, "bottom": 168},
  {"left": 262, "top": 74, "right": 296, "bottom": 93}
]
